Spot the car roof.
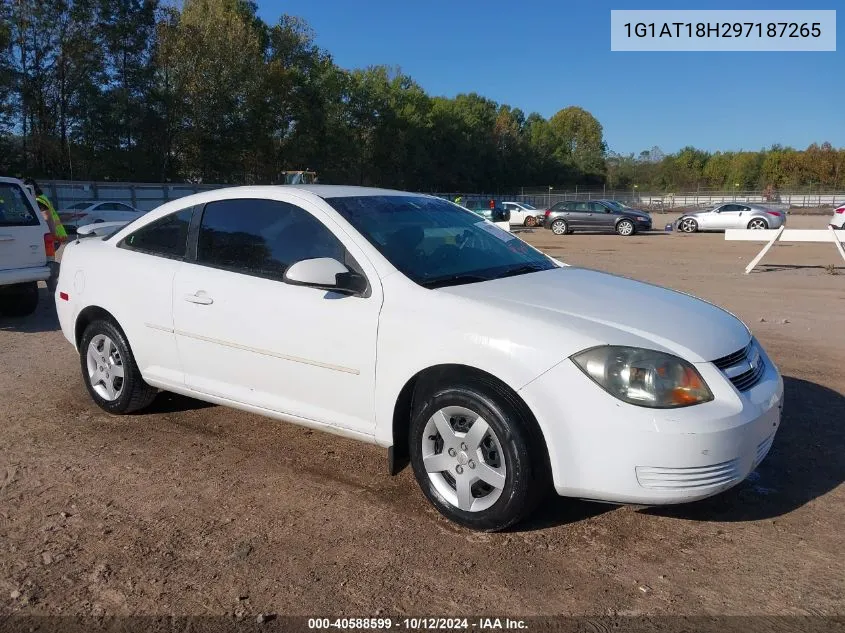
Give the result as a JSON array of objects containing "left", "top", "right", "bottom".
[{"left": 285, "top": 185, "right": 416, "bottom": 198}]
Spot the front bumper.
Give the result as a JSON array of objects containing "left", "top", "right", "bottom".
[{"left": 519, "top": 346, "right": 783, "bottom": 505}]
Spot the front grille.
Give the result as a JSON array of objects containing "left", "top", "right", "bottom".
[
  {"left": 711, "top": 341, "right": 765, "bottom": 392},
  {"left": 732, "top": 359, "right": 766, "bottom": 391},
  {"left": 713, "top": 343, "right": 752, "bottom": 370},
  {"left": 636, "top": 459, "right": 740, "bottom": 490}
]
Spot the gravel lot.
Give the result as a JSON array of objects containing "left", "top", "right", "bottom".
[{"left": 1, "top": 214, "right": 843, "bottom": 620}]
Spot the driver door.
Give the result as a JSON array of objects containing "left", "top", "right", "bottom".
[{"left": 171, "top": 196, "right": 382, "bottom": 435}]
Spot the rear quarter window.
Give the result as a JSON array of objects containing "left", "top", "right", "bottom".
[
  {"left": 119, "top": 208, "right": 193, "bottom": 259},
  {"left": 0, "top": 183, "right": 40, "bottom": 227}
]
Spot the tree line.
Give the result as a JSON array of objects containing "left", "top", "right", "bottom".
[
  {"left": 607, "top": 144, "right": 845, "bottom": 193},
  {"left": 1, "top": 0, "right": 843, "bottom": 192}
]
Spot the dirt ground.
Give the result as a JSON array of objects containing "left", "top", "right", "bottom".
[{"left": 1, "top": 214, "right": 843, "bottom": 621}]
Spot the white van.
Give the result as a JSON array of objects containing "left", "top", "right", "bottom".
[{"left": 0, "top": 177, "right": 53, "bottom": 316}]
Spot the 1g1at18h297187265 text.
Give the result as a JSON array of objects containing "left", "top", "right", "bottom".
[{"left": 610, "top": 10, "right": 836, "bottom": 51}]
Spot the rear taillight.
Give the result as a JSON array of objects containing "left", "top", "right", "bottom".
[
  {"left": 544, "top": 209, "right": 552, "bottom": 218},
  {"left": 59, "top": 292, "right": 69, "bottom": 301},
  {"left": 765, "top": 211, "right": 782, "bottom": 217},
  {"left": 836, "top": 208, "right": 845, "bottom": 214},
  {"left": 44, "top": 233, "right": 56, "bottom": 257}
]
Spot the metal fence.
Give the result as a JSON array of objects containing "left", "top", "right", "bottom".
[
  {"left": 37, "top": 179, "right": 845, "bottom": 212},
  {"left": 437, "top": 190, "right": 845, "bottom": 211},
  {"left": 41, "top": 180, "right": 226, "bottom": 212}
]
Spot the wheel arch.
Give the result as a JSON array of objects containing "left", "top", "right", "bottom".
[
  {"left": 388, "top": 363, "right": 552, "bottom": 483},
  {"left": 75, "top": 305, "right": 121, "bottom": 348}
]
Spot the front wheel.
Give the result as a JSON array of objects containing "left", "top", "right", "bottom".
[
  {"left": 524, "top": 215, "right": 537, "bottom": 228},
  {"left": 409, "top": 380, "right": 546, "bottom": 531},
  {"left": 551, "top": 218, "right": 569, "bottom": 235},
  {"left": 616, "top": 219, "right": 635, "bottom": 236},
  {"left": 679, "top": 217, "right": 698, "bottom": 233},
  {"left": 79, "top": 319, "right": 158, "bottom": 414},
  {"left": 747, "top": 218, "right": 768, "bottom": 230}
]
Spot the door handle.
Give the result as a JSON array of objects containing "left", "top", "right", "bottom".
[
  {"left": 184, "top": 292, "right": 213, "bottom": 305},
  {"left": 0, "top": 235, "right": 15, "bottom": 242}
]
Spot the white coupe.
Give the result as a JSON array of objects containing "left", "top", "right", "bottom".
[{"left": 56, "top": 186, "right": 783, "bottom": 531}]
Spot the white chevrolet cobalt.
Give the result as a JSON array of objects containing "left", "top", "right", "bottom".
[{"left": 56, "top": 186, "right": 783, "bottom": 531}]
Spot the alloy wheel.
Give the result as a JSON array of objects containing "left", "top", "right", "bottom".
[
  {"left": 421, "top": 405, "right": 506, "bottom": 512},
  {"left": 679, "top": 218, "right": 697, "bottom": 233},
  {"left": 748, "top": 218, "right": 768, "bottom": 229},
  {"left": 86, "top": 334, "right": 125, "bottom": 401},
  {"left": 617, "top": 220, "right": 634, "bottom": 236},
  {"left": 551, "top": 220, "right": 567, "bottom": 235}
]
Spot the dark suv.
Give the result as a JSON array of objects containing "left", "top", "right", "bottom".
[{"left": 542, "top": 200, "right": 652, "bottom": 236}]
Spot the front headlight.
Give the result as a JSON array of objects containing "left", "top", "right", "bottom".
[{"left": 571, "top": 346, "right": 713, "bottom": 408}]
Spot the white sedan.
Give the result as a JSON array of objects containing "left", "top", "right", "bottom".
[
  {"left": 502, "top": 201, "right": 543, "bottom": 227},
  {"left": 55, "top": 186, "right": 783, "bottom": 531},
  {"left": 58, "top": 200, "right": 146, "bottom": 232}
]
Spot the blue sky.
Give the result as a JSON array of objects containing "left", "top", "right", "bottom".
[{"left": 255, "top": 1, "right": 844, "bottom": 155}]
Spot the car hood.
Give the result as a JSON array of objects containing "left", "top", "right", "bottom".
[{"left": 439, "top": 267, "right": 750, "bottom": 363}]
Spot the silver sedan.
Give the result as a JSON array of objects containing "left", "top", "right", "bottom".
[{"left": 677, "top": 203, "right": 787, "bottom": 233}]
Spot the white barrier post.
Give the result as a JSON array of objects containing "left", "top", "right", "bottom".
[
  {"left": 725, "top": 226, "right": 845, "bottom": 273},
  {"left": 744, "top": 226, "right": 785, "bottom": 274}
]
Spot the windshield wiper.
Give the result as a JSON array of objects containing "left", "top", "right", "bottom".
[
  {"left": 420, "top": 274, "right": 491, "bottom": 289},
  {"left": 495, "top": 263, "right": 549, "bottom": 280}
]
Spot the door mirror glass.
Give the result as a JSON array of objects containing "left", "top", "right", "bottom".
[{"left": 283, "top": 257, "right": 365, "bottom": 295}]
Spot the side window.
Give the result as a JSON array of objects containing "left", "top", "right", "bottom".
[
  {"left": 738, "top": 205, "right": 751, "bottom": 212},
  {"left": 720, "top": 204, "right": 740, "bottom": 212},
  {"left": 589, "top": 202, "right": 609, "bottom": 213},
  {"left": 196, "top": 199, "right": 347, "bottom": 281},
  {"left": 98, "top": 203, "right": 116, "bottom": 211},
  {"left": 573, "top": 202, "right": 590, "bottom": 212},
  {"left": 120, "top": 208, "right": 193, "bottom": 258}
]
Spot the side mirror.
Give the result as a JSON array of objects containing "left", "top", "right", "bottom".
[
  {"left": 492, "top": 208, "right": 511, "bottom": 223},
  {"left": 283, "top": 258, "right": 366, "bottom": 295}
]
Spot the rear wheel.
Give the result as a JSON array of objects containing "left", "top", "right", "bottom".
[
  {"left": 616, "top": 219, "right": 635, "bottom": 236},
  {"left": 79, "top": 319, "right": 157, "bottom": 414},
  {"left": 524, "top": 216, "right": 537, "bottom": 228},
  {"left": 747, "top": 218, "right": 768, "bottom": 230},
  {"left": 409, "top": 378, "right": 547, "bottom": 531},
  {"left": 0, "top": 282, "right": 39, "bottom": 317},
  {"left": 551, "top": 219, "right": 568, "bottom": 236}
]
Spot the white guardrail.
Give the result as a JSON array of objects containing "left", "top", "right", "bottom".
[{"left": 725, "top": 226, "right": 845, "bottom": 273}]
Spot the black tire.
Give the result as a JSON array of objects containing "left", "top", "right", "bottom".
[
  {"left": 79, "top": 319, "right": 158, "bottom": 414},
  {"left": 409, "top": 377, "right": 547, "bottom": 531},
  {"left": 0, "top": 282, "right": 39, "bottom": 317},
  {"left": 616, "top": 219, "right": 636, "bottom": 236},
  {"left": 747, "top": 218, "right": 769, "bottom": 230},
  {"left": 679, "top": 217, "right": 698, "bottom": 233},
  {"left": 550, "top": 218, "right": 568, "bottom": 236},
  {"left": 524, "top": 216, "right": 537, "bottom": 228}
]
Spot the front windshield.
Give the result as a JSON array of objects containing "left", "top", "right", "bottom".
[
  {"left": 604, "top": 200, "right": 625, "bottom": 211},
  {"left": 519, "top": 202, "right": 536, "bottom": 210},
  {"left": 327, "top": 195, "right": 556, "bottom": 288},
  {"left": 68, "top": 201, "right": 93, "bottom": 209}
]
